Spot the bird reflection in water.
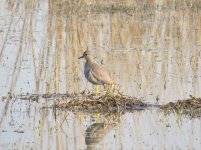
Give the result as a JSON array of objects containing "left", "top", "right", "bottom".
[{"left": 85, "top": 122, "right": 117, "bottom": 150}]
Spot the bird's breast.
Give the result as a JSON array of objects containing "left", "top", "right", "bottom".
[{"left": 84, "top": 65, "right": 91, "bottom": 78}]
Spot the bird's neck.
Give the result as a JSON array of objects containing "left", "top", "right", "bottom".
[{"left": 86, "top": 57, "right": 95, "bottom": 64}]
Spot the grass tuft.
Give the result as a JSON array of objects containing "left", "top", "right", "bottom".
[
  {"left": 57, "top": 90, "right": 146, "bottom": 113},
  {"left": 161, "top": 97, "right": 201, "bottom": 118}
]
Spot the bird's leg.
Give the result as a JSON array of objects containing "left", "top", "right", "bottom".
[
  {"left": 110, "top": 84, "right": 115, "bottom": 92},
  {"left": 103, "top": 84, "right": 107, "bottom": 95},
  {"left": 95, "top": 113, "right": 99, "bottom": 123},
  {"left": 95, "top": 85, "right": 99, "bottom": 97}
]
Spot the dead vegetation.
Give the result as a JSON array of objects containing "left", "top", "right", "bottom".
[
  {"left": 161, "top": 97, "right": 201, "bottom": 118},
  {"left": 1, "top": 92, "right": 201, "bottom": 118},
  {"left": 58, "top": 93, "right": 201, "bottom": 118},
  {"left": 57, "top": 90, "right": 146, "bottom": 113}
]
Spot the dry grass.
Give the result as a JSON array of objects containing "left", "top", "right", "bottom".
[
  {"left": 57, "top": 93, "right": 201, "bottom": 118},
  {"left": 1, "top": 92, "right": 201, "bottom": 118},
  {"left": 161, "top": 97, "right": 201, "bottom": 118},
  {"left": 56, "top": 90, "right": 146, "bottom": 113}
]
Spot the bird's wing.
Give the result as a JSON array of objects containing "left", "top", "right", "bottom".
[{"left": 91, "top": 64, "right": 114, "bottom": 84}]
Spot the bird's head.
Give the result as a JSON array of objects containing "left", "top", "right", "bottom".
[{"left": 78, "top": 50, "right": 95, "bottom": 60}]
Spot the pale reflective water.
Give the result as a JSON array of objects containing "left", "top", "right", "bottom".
[{"left": 0, "top": 0, "right": 201, "bottom": 149}]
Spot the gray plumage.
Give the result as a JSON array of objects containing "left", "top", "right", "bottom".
[{"left": 79, "top": 51, "right": 114, "bottom": 87}]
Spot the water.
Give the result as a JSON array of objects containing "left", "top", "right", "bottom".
[{"left": 0, "top": 0, "right": 201, "bottom": 149}]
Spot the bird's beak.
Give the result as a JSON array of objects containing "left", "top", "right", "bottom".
[{"left": 78, "top": 55, "right": 84, "bottom": 59}]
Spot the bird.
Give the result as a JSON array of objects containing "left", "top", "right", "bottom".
[{"left": 78, "top": 50, "right": 115, "bottom": 92}]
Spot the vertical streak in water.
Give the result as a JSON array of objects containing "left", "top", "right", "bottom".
[
  {"left": 0, "top": 1, "right": 19, "bottom": 62},
  {"left": 55, "top": 1, "right": 63, "bottom": 93},
  {"left": 0, "top": 0, "right": 27, "bottom": 139}
]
